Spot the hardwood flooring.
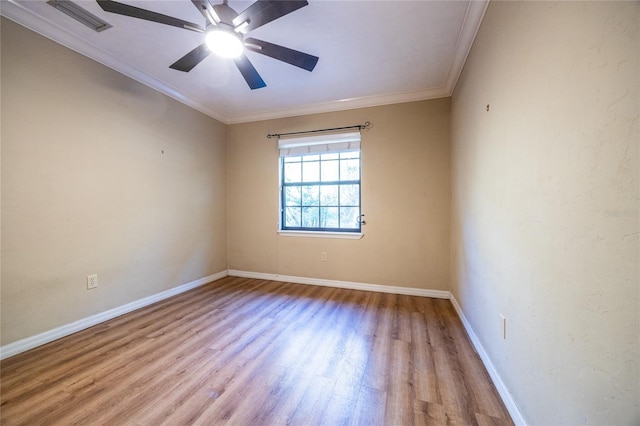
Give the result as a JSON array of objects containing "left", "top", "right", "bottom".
[{"left": 1, "top": 277, "right": 513, "bottom": 425}]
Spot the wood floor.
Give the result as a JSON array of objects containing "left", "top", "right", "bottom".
[{"left": 1, "top": 277, "right": 513, "bottom": 425}]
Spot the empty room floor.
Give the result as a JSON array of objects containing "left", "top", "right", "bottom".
[{"left": 0, "top": 277, "right": 513, "bottom": 425}]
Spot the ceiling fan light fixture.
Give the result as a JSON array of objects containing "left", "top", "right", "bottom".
[
  {"left": 97, "top": 0, "right": 317, "bottom": 89},
  {"left": 205, "top": 27, "right": 244, "bottom": 58}
]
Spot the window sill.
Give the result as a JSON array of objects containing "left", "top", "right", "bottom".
[{"left": 278, "top": 230, "right": 364, "bottom": 240}]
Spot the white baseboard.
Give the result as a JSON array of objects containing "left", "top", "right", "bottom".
[
  {"left": 227, "top": 269, "right": 451, "bottom": 299},
  {"left": 0, "top": 270, "right": 228, "bottom": 360},
  {"left": 231, "top": 270, "right": 524, "bottom": 424},
  {"left": 449, "top": 295, "right": 527, "bottom": 426},
  {"left": 1, "top": 268, "right": 524, "bottom": 426}
]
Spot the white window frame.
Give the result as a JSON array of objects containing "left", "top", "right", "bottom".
[{"left": 278, "top": 131, "right": 364, "bottom": 239}]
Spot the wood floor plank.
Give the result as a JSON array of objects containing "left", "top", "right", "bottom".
[
  {"left": 362, "top": 336, "right": 392, "bottom": 391},
  {"left": 242, "top": 361, "right": 313, "bottom": 425},
  {"left": 321, "top": 393, "right": 356, "bottom": 426},
  {"left": 384, "top": 338, "right": 415, "bottom": 425},
  {"left": 356, "top": 289, "right": 379, "bottom": 336},
  {"left": 288, "top": 375, "right": 334, "bottom": 425},
  {"left": 393, "top": 294, "right": 413, "bottom": 343},
  {"left": 128, "top": 350, "right": 244, "bottom": 425},
  {"left": 0, "top": 276, "right": 513, "bottom": 426},
  {"left": 414, "top": 399, "right": 460, "bottom": 425},
  {"left": 432, "top": 343, "right": 478, "bottom": 425},
  {"left": 332, "top": 332, "right": 372, "bottom": 399},
  {"left": 350, "top": 384, "right": 387, "bottom": 426},
  {"left": 411, "top": 311, "right": 441, "bottom": 404}
]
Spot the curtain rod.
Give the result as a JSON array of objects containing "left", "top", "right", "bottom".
[{"left": 266, "top": 121, "right": 371, "bottom": 139}]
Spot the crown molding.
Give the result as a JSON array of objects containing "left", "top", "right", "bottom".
[
  {"left": 227, "top": 0, "right": 489, "bottom": 124},
  {"left": 225, "top": 85, "right": 451, "bottom": 124},
  {"left": 445, "top": 0, "right": 490, "bottom": 93},
  {"left": 0, "top": 0, "right": 229, "bottom": 123},
  {"left": 1, "top": 0, "right": 488, "bottom": 125}
]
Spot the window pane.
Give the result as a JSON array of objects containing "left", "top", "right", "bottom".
[
  {"left": 284, "top": 186, "right": 301, "bottom": 206},
  {"left": 281, "top": 149, "right": 361, "bottom": 232},
  {"left": 340, "top": 207, "right": 359, "bottom": 229},
  {"left": 302, "top": 207, "right": 319, "bottom": 228},
  {"left": 320, "top": 185, "right": 338, "bottom": 206},
  {"left": 321, "top": 153, "right": 339, "bottom": 160},
  {"left": 340, "top": 159, "right": 360, "bottom": 181},
  {"left": 284, "top": 162, "right": 301, "bottom": 183},
  {"left": 302, "top": 161, "right": 320, "bottom": 182},
  {"left": 321, "top": 160, "right": 339, "bottom": 182},
  {"left": 320, "top": 207, "right": 339, "bottom": 228},
  {"left": 340, "top": 184, "right": 359, "bottom": 206},
  {"left": 285, "top": 207, "right": 301, "bottom": 227},
  {"left": 320, "top": 160, "right": 340, "bottom": 182},
  {"left": 301, "top": 185, "right": 319, "bottom": 206}
]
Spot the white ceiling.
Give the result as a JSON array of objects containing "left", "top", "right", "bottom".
[{"left": 2, "top": 0, "right": 488, "bottom": 124}]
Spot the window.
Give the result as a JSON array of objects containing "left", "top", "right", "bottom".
[{"left": 279, "top": 132, "right": 361, "bottom": 233}]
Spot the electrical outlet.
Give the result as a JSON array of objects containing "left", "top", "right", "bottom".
[
  {"left": 87, "top": 274, "right": 98, "bottom": 290},
  {"left": 321, "top": 252, "right": 327, "bottom": 262},
  {"left": 499, "top": 314, "right": 506, "bottom": 339}
]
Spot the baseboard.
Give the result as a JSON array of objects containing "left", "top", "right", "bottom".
[
  {"left": 449, "top": 295, "right": 527, "bottom": 426},
  {"left": 227, "top": 269, "right": 451, "bottom": 299},
  {"left": 1, "top": 268, "right": 524, "bottom": 426},
  {"left": 230, "top": 270, "right": 525, "bottom": 423},
  {"left": 0, "top": 270, "right": 228, "bottom": 360}
]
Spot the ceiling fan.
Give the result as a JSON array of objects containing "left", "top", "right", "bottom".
[{"left": 96, "top": 0, "right": 319, "bottom": 89}]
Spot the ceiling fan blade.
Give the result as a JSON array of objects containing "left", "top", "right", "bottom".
[
  {"left": 232, "top": 0, "right": 308, "bottom": 33},
  {"left": 245, "top": 37, "right": 318, "bottom": 72},
  {"left": 233, "top": 53, "right": 266, "bottom": 90},
  {"left": 97, "top": 1, "right": 204, "bottom": 32},
  {"left": 190, "top": 0, "right": 209, "bottom": 21},
  {"left": 169, "top": 43, "right": 210, "bottom": 72},
  {"left": 190, "top": 0, "right": 218, "bottom": 26}
]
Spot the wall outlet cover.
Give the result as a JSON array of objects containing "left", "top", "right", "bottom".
[{"left": 87, "top": 274, "right": 98, "bottom": 289}]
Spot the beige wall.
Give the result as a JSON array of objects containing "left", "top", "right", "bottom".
[
  {"left": 227, "top": 99, "right": 451, "bottom": 290},
  {"left": 1, "top": 18, "right": 227, "bottom": 345},
  {"left": 4, "top": 4, "right": 637, "bottom": 422},
  {"left": 451, "top": 2, "right": 639, "bottom": 424}
]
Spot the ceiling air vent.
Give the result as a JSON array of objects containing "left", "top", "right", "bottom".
[{"left": 47, "top": 0, "right": 112, "bottom": 32}]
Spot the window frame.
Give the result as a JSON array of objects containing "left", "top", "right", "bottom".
[{"left": 279, "top": 150, "right": 362, "bottom": 234}]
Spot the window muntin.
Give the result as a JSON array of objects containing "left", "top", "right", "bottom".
[{"left": 281, "top": 151, "right": 361, "bottom": 232}]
